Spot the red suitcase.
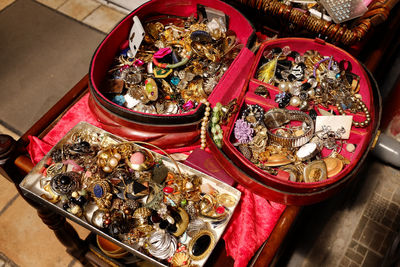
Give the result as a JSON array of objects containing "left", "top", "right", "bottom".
[
  {"left": 89, "top": 0, "right": 255, "bottom": 148},
  {"left": 207, "top": 38, "right": 381, "bottom": 205}
]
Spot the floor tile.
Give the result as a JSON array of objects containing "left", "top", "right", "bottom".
[
  {"left": 35, "top": 0, "right": 67, "bottom": 10},
  {"left": 0, "top": 0, "right": 14, "bottom": 11},
  {"left": 0, "top": 196, "right": 76, "bottom": 266},
  {"left": 0, "top": 175, "right": 18, "bottom": 212},
  {"left": 58, "top": 0, "right": 100, "bottom": 21},
  {"left": 96, "top": 0, "right": 149, "bottom": 13},
  {"left": 0, "top": 0, "right": 105, "bottom": 133},
  {"left": 82, "top": 5, "right": 125, "bottom": 33},
  {"left": 0, "top": 124, "right": 20, "bottom": 141}
]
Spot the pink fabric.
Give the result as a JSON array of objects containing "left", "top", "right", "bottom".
[
  {"left": 41, "top": 94, "right": 101, "bottom": 146},
  {"left": 27, "top": 135, "right": 53, "bottom": 164},
  {"left": 26, "top": 92, "right": 285, "bottom": 266}
]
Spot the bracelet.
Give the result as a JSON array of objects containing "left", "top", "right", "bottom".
[
  {"left": 264, "top": 109, "right": 314, "bottom": 148},
  {"left": 152, "top": 41, "right": 193, "bottom": 69},
  {"left": 336, "top": 97, "right": 371, "bottom": 128}
]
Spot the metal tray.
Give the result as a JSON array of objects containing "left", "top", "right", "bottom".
[{"left": 20, "top": 122, "right": 241, "bottom": 266}]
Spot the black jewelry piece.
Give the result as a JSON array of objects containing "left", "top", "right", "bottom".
[
  {"left": 242, "top": 104, "right": 264, "bottom": 127},
  {"left": 50, "top": 171, "right": 80, "bottom": 195}
]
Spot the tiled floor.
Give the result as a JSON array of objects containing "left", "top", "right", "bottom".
[
  {"left": 38, "top": 0, "right": 127, "bottom": 33},
  {"left": 304, "top": 161, "right": 400, "bottom": 267},
  {"left": 0, "top": 0, "right": 138, "bottom": 266}
]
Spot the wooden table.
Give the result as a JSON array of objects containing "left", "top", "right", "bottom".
[{"left": 0, "top": 75, "right": 300, "bottom": 267}]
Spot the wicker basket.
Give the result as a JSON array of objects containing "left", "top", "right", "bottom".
[{"left": 229, "top": 0, "right": 398, "bottom": 45}]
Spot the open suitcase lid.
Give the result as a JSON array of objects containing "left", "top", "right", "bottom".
[
  {"left": 89, "top": 0, "right": 255, "bottom": 125},
  {"left": 207, "top": 38, "right": 381, "bottom": 205}
]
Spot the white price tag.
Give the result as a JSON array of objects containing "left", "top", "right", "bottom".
[
  {"left": 315, "top": 115, "right": 353, "bottom": 139},
  {"left": 128, "top": 16, "right": 145, "bottom": 59}
]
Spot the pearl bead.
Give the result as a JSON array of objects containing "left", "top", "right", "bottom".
[
  {"left": 201, "top": 121, "right": 207, "bottom": 127},
  {"left": 307, "top": 88, "right": 315, "bottom": 97},
  {"left": 98, "top": 152, "right": 109, "bottom": 160},
  {"left": 346, "top": 143, "right": 356, "bottom": 153},
  {"left": 103, "top": 166, "right": 112, "bottom": 173},
  {"left": 108, "top": 157, "right": 118, "bottom": 168},
  {"left": 186, "top": 181, "right": 193, "bottom": 189},
  {"left": 113, "top": 153, "right": 121, "bottom": 160},
  {"left": 205, "top": 111, "right": 210, "bottom": 116},
  {"left": 299, "top": 100, "right": 309, "bottom": 111},
  {"left": 290, "top": 96, "right": 301, "bottom": 107},
  {"left": 278, "top": 82, "right": 289, "bottom": 92},
  {"left": 287, "top": 82, "right": 294, "bottom": 91},
  {"left": 205, "top": 106, "right": 211, "bottom": 112},
  {"left": 166, "top": 216, "right": 175, "bottom": 224}
]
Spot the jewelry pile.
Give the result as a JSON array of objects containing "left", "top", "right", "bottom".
[
  {"left": 218, "top": 45, "right": 372, "bottom": 183},
  {"left": 257, "top": 46, "right": 370, "bottom": 128},
  {"left": 37, "top": 123, "right": 239, "bottom": 266},
  {"left": 103, "top": 14, "right": 240, "bottom": 115}
]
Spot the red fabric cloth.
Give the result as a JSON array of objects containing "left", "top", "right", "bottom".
[
  {"left": 223, "top": 186, "right": 285, "bottom": 267},
  {"left": 26, "top": 92, "right": 286, "bottom": 266}
]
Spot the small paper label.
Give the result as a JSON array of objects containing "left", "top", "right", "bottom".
[
  {"left": 129, "top": 16, "right": 145, "bottom": 59},
  {"left": 315, "top": 115, "right": 353, "bottom": 139}
]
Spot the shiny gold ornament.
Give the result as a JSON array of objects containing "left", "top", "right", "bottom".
[
  {"left": 171, "top": 252, "right": 191, "bottom": 267},
  {"left": 257, "top": 56, "right": 279, "bottom": 83},
  {"left": 144, "top": 78, "right": 158, "bottom": 101},
  {"left": 281, "top": 164, "right": 302, "bottom": 182},
  {"left": 216, "top": 193, "right": 236, "bottom": 208},
  {"left": 323, "top": 157, "right": 344, "bottom": 177},
  {"left": 173, "top": 207, "right": 190, "bottom": 237},
  {"left": 303, "top": 160, "right": 327, "bottom": 183},
  {"left": 41, "top": 184, "right": 61, "bottom": 203},
  {"left": 188, "top": 229, "right": 215, "bottom": 261},
  {"left": 263, "top": 154, "right": 292, "bottom": 167}
]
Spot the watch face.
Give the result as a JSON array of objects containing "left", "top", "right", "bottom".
[{"left": 296, "top": 142, "right": 317, "bottom": 160}]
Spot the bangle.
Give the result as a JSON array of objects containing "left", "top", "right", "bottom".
[
  {"left": 152, "top": 41, "right": 192, "bottom": 69},
  {"left": 264, "top": 109, "right": 314, "bottom": 148}
]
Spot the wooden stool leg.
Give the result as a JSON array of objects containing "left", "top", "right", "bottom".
[
  {"left": 0, "top": 134, "right": 89, "bottom": 265},
  {"left": 37, "top": 207, "right": 89, "bottom": 265}
]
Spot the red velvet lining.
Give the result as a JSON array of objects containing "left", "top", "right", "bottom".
[{"left": 223, "top": 38, "right": 375, "bottom": 192}]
